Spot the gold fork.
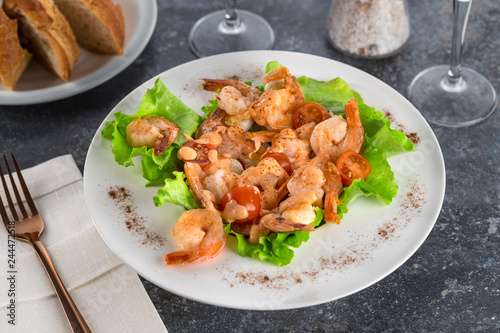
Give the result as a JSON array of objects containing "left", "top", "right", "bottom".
[{"left": 0, "top": 154, "right": 91, "bottom": 333}]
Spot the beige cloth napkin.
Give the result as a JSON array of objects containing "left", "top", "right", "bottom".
[{"left": 0, "top": 155, "right": 168, "bottom": 333}]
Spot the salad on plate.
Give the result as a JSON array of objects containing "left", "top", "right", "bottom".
[{"left": 102, "top": 61, "right": 416, "bottom": 267}]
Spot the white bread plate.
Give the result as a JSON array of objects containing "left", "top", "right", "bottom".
[{"left": 0, "top": 0, "right": 157, "bottom": 105}]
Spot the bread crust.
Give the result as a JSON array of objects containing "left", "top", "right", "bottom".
[
  {"left": 53, "top": 0, "right": 125, "bottom": 55},
  {"left": 0, "top": 8, "right": 33, "bottom": 90},
  {"left": 3, "top": 0, "right": 81, "bottom": 81}
]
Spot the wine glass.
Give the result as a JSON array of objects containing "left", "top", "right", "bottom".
[
  {"left": 188, "top": 0, "right": 275, "bottom": 58},
  {"left": 408, "top": 0, "right": 497, "bottom": 127}
]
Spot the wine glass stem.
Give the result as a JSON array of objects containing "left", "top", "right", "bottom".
[
  {"left": 223, "top": 0, "right": 241, "bottom": 32},
  {"left": 447, "top": 0, "right": 472, "bottom": 87}
]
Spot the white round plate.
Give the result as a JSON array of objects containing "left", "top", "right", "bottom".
[
  {"left": 0, "top": 0, "right": 157, "bottom": 105},
  {"left": 84, "top": 51, "right": 446, "bottom": 310}
]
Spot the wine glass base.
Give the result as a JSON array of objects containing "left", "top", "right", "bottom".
[
  {"left": 408, "top": 65, "right": 498, "bottom": 127},
  {"left": 188, "top": 10, "right": 274, "bottom": 58}
]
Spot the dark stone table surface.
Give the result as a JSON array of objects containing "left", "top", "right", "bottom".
[{"left": 1, "top": 0, "right": 499, "bottom": 332}]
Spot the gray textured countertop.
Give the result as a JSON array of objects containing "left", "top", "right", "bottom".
[{"left": 1, "top": 0, "right": 499, "bottom": 332}]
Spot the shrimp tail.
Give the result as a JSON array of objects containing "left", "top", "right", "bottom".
[
  {"left": 276, "top": 176, "right": 291, "bottom": 202},
  {"left": 261, "top": 66, "right": 290, "bottom": 83},
  {"left": 199, "top": 79, "right": 259, "bottom": 96},
  {"left": 245, "top": 130, "right": 276, "bottom": 143},
  {"left": 195, "top": 108, "right": 228, "bottom": 139},
  {"left": 164, "top": 234, "right": 228, "bottom": 266},
  {"left": 324, "top": 192, "right": 341, "bottom": 224},
  {"left": 164, "top": 249, "right": 201, "bottom": 265},
  {"left": 154, "top": 126, "right": 179, "bottom": 155},
  {"left": 261, "top": 214, "right": 315, "bottom": 232},
  {"left": 245, "top": 130, "right": 276, "bottom": 156},
  {"left": 344, "top": 98, "right": 363, "bottom": 128},
  {"left": 198, "top": 79, "right": 233, "bottom": 92}
]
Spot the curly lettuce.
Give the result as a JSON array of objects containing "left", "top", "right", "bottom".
[{"left": 153, "top": 171, "right": 198, "bottom": 210}]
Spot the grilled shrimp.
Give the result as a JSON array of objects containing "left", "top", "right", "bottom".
[
  {"left": 313, "top": 155, "right": 344, "bottom": 224},
  {"left": 193, "top": 125, "right": 255, "bottom": 163},
  {"left": 287, "top": 163, "right": 326, "bottom": 207},
  {"left": 295, "top": 122, "right": 316, "bottom": 142},
  {"left": 310, "top": 98, "right": 364, "bottom": 162},
  {"left": 194, "top": 106, "right": 256, "bottom": 162},
  {"left": 199, "top": 79, "right": 262, "bottom": 123},
  {"left": 184, "top": 162, "right": 219, "bottom": 212},
  {"left": 267, "top": 128, "right": 312, "bottom": 170},
  {"left": 287, "top": 154, "right": 343, "bottom": 224},
  {"left": 249, "top": 66, "right": 306, "bottom": 131},
  {"left": 202, "top": 158, "right": 243, "bottom": 203},
  {"left": 184, "top": 156, "right": 243, "bottom": 211},
  {"left": 164, "top": 209, "right": 228, "bottom": 265},
  {"left": 279, "top": 191, "right": 318, "bottom": 225},
  {"left": 238, "top": 157, "right": 289, "bottom": 210},
  {"left": 217, "top": 125, "right": 255, "bottom": 159},
  {"left": 126, "top": 116, "right": 179, "bottom": 155},
  {"left": 246, "top": 128, "right": 311, "bottom": 170}
]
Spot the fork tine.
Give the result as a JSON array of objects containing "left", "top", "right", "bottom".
[
  {"left": 0, "top": 158, "right": 19, "bottom": 221},
  {"left": 10, "top": 154, "right": 38, "bottom": 216},
  {"left": 3, "top": 154, "right": 30, "bottom": 219},
  {"left": 0, "top": 164, "right": 11, "bottom": 223}
]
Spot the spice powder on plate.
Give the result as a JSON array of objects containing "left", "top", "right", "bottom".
[{"left": 107, "top": 185, "right": 165, "bottom": 249}]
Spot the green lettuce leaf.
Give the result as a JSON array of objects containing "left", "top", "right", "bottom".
[
  {"left": 225, "top": 207, "right": 324, "bottom": 266},
  {"left": 153, "top": 171, "right": 198, "bottom": 210},
  {"left": 140, "top": 147, "right": 185, "bottom": 186},
  {"left": 201, "top": 98, "right": 218, "bottom": 117},
  {"left": 298, "top": 76, "right": 364, "bottom": 111},
  {"left": 265, "top": 61, "right": 283, "bottom": 73}
]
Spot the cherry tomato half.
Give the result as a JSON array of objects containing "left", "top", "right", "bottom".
[
  {"left": 181, "top": 141, "right": 215, "bottom": 169},
  {"left": 221, "top": 186, "right": 261, "bottom": 223},
  {"left": 293, "top": 102, "right": 329, "bottom": 129},
  {"left": 261, "top": 152, "right": 292, "bottom": 175},
  {"left": 336, "top": 150, "right": 371, "bottom": 186}
]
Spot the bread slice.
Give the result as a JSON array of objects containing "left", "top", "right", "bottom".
[
  {"left": 3, "top": 0, "right": 81, "bottom": 81},
  {"left": 0, "top": 7, "right": 33, "bottom": 90},
  {"left": 53, "top": 0, "right": 125, "bottom": 55}
]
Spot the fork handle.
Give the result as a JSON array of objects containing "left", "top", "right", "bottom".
[{"left": 31, "top": 238, "right": 92, "bottom": 333}]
